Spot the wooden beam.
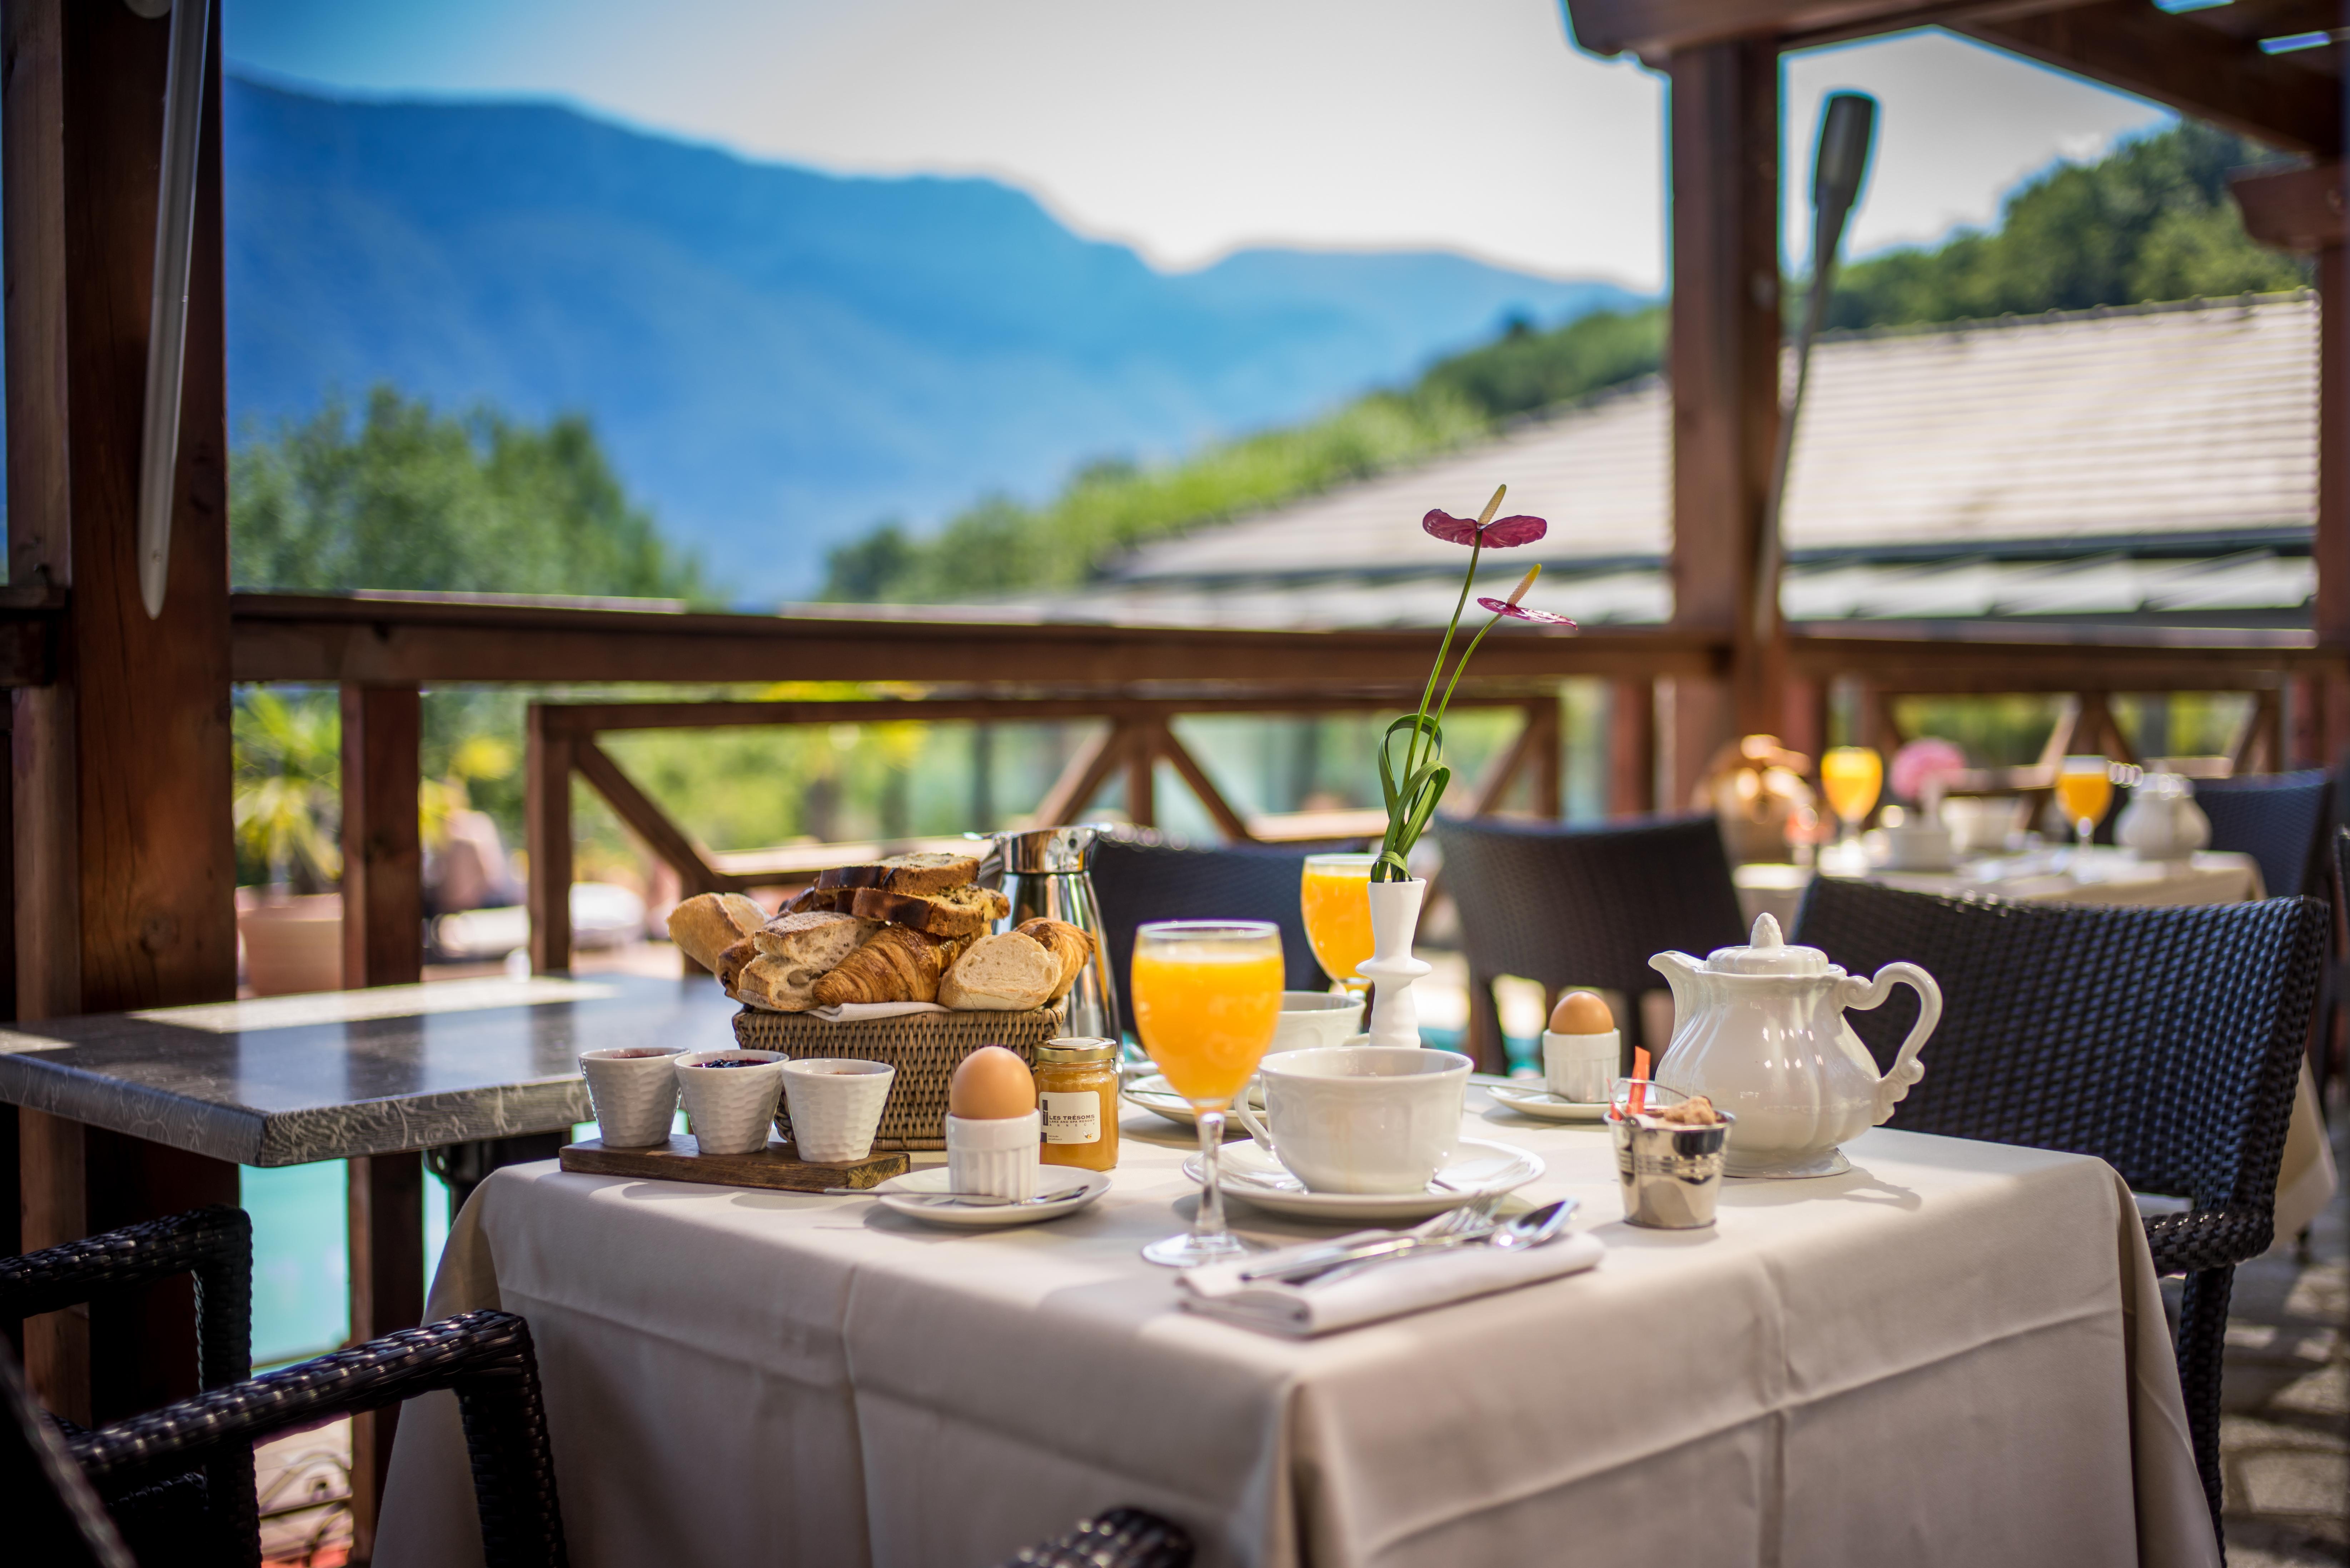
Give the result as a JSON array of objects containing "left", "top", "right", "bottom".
[
  {"left": 526, "top": 707, "right": 573, "bottom": 974},
  {"left": 1149, "top": 720, "right": 1254, "bottom": 842},
  {"left": 2232, "top": 161, "right": 2344, "bottom": 252},
  {"left": 1031, "top": 724, "right": 1130, "bottom": 829},
  {"left": 1469, "top": 708, "right": 1544, "bottom": 815},
  {"left": 1962, "top": 3, "right": 2341, "bottom": 158},
  {"left": 229, "top": 594, "right": 1714, "bottom": 688},
  {"left": 574, "top": 741, "right": 724, "bottom": 894},
  {"left": 1125, "top": 725, "right": 1157, "bottom": 829},
  {"left": 534, "top": 689, "right": 1546, "bottom": 737},
  {"left": 347, "top": 1150, "right": 423, "bottom": 1562},
  {"left": 1609, "top": 679, "right": 1657, "bottom": 816},
  {"left": 2321, "top": 236, "right": 2350, "bottom": 760},
  {"left": 340, "top": 684, "right": 422, "bottom": 989},
  {"left": 1564, "top": 0, "right": 2071, "bottom": 58},
  {"left": 1669, "top": 41, "right": 1781, "bottom": 761}
]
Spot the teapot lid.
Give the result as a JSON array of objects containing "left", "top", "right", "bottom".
[{"left": 1704, "top": 913, "right": 1832, "bottom": 975}]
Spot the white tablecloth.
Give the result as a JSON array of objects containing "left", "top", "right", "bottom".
[
  {"left": 1733, "top": 850, "right": 2336, "bottom": 1238},
  {"left": 378, "top": 1092, "right": 2218, "bottom": 1568}
]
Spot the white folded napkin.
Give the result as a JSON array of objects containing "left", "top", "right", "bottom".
[
  {"left": 806, "top": 1001, "right": 950, "bottom": 1023},
  {"left": 1177, "top": 1227, "right": 1602, "bottom": 1336}
]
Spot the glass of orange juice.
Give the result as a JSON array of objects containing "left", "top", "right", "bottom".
[
  {"left": 1300, "top": 853, "right": 1376, "bottom": 992},
  {"left": 2056, "top": 755, "right": 2113, "bottom": 856},
  {"left": 1131, "top": 920, "right": 1284, "bottom": 1267},
  {"left": 1820, "top": 746, "right": 1883, "bottom": 866}
]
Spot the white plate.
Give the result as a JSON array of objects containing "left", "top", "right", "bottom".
[
  {"left": 1182, "top": 1137, "right": 1543, "bottom": 1222},
  {"left": 1122, "top": 1073, "right": 1259, "bottom": 1130},
  {"left": 1485, "top": 1080, "right": 1610, "bottom": 1123},
  {"left": 871, "top": 1167, "right": 1112, "bottom": 1228}
]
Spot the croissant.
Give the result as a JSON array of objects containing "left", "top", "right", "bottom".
[
  {"left": 715, "top": 935, "right": 760, "bottom": 994},
  {"left": 1017, "top": 918, "right": 1094, "bottom": 1003},
  {"left": 811, "top": 925, "right": 964, "bottom": 1006}
]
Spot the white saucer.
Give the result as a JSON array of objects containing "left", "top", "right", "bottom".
[
  {"left": 1122, "top": 1073, "right": 1259, "bottom": 1130},
  {"left": 1182, "top": 1138, "right": 1544, "bottom": 1222},
  {"left": 1485, "top": 1080, "right": 1610, "bottom": 1123},
  {"left": 870, "top": 1167, "right": 1111, "bottom": 1228}
]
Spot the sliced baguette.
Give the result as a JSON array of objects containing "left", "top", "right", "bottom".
[
  {"left": 736, "top": 953, "right": 825, "bottom": 1012},
  {"left": 666, "top": 891, "right": 768, "bottom": 970},
  {"left": 940, "top": 930, "right": 1059, "bottom": 1011},
  {"left": 1016, "top": 918, "right": 1094, "bottom": 1003},
  {"left": 783, "top": 885, "right": 854, "bottom": 915},
  {"left": 848, "top": 882, "right": 1009, "bottom": 939},
  {"left": 813, "top": 851, "right": 981, "bottom": 897}
]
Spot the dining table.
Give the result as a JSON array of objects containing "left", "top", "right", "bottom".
[
  {"left": 1733, "top": 848, "right": 2337, "bottom": 1240},
  {"left": 377, "top": 1080, "right": 2219, "bottom": 1568}
]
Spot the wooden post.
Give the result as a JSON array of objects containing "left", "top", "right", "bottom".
[
  {"left": 1124, "top": 725, "right": 1157, "bottom": 829},
  {"left": 340, "top": 683, "right": 423, "bottom": 990},
  {"left": 7, "top": 0, "right": 239, "bottom": 1420},
  {"left": 1528, "top": 698, "right": 1564, "bottom": 819},
  {"left": 346, "top": 1149, "right": 423, "bottom": 1561},
  {"left": 2321, "top": 238, "right": 2350, "bottom": 765},
  {"left": 1668, "top": 40, "right": 1783, "bottom": 763},
  {"left": 1609, "top": 678, "right": 1656, "bottom": 817},
  {"left": 527, "top": 705, "right": 574, "bottom": 973}
]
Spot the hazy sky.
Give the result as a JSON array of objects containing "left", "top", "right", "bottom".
[{"left": 224, "top": 0, "right": 2169, "bottom": 290}]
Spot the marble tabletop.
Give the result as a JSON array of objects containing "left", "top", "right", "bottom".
[{"left": 0, "top": 975, "right": 739, "bottom": 1167}]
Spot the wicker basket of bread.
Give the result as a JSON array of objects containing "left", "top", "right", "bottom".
[{"left": 666, "top": 850, "right": 1098, "bottom": 1150}]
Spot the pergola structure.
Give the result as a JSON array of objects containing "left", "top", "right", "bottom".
[{"left": 1562, "top": 0, "right": 2348, "bottom": 768}]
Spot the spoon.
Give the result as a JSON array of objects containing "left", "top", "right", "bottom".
[{"left": 1268, "top": 1198, "right": 1579, "bottom": 1287}]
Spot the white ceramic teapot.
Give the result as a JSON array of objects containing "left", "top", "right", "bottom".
[
  {"left": 1649, "top": 914, "right": 1942, "bottom": 1178},
  {"left": 2113, "top": 772, "right": 2210, "bottom": 862}
]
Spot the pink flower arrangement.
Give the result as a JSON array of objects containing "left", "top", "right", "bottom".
[
  {"left": 1890, "top": 737, "right": 1967, "bottom": 803},
  {"left": 1375, "top": 485, "right": 1576, "bottom": 882}
]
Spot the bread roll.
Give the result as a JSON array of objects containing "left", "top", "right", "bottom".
[
  {"left": 666, "top": 891, "right": 767, "bottom": 970},
  {"left": 811, "top": 925, "right": 962, "bottom": 1007},
  {"left": 940, "top": 931, "right": 1059, "bottom": 1011},
  {"left": 1016, "top": 918, "right": 1093, "bottom": 1003}
]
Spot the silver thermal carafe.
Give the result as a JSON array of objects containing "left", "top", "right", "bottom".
[{"left": 990, "top": 824, "right": 1120, "bottom": 1042}]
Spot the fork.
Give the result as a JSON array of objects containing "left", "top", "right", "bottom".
[{"left": 1238, "top": 1191, "right": 1505, "bottom": 1284}]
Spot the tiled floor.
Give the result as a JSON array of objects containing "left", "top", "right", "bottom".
[
  {"left": 2221, "top": 1101, "right": 2350, "bottom": 1565},
  {"left": 255, "top": 1418, "right": 352, "bottom": 1567}
]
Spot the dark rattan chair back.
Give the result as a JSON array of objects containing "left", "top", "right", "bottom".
[
  {"left": 1, "top": 1342, "right": 136, "bottom": 1568},
  {"left": 1002, "top": 1507, "right": 1194, "bottom": 1568},
  {"left": 0, "top": 1205, "right": 254, "bottom": 1565},
  {"left": 1433, "top": 814, "right": 1747, "bottom": 1056},
  {"left": 1092, "top": 834, "right": 1348, "bottom": 1029},
  {"left": 1792, "top": 876, "right": 2326, "bottom": 1545},
  {"left": 2194, "top": 770, "right": 2333, "bottom": 899}
]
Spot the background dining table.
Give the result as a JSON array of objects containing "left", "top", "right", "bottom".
[
  {"left": 1734, "top": 848, "right": 2337, "bottom": 1240},
  {"left": 378, "top": 1083, "right": 2219, "bottom": 1568}
]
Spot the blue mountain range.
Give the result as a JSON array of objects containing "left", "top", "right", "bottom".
[{"left": 224, "top": 76, "right": 1640, "bottom": 601}]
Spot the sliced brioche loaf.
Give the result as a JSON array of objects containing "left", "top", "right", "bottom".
[
  {"left": 940, "top": 930, "right": 1059, "bottom": 1011},
  {"left": 814, "top": 851, "right": 981, "bottom": 897},
  {"left": 848, "top": 882, "right": 1009, "bottom": 939}
]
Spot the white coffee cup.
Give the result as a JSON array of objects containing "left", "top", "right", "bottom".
[
  {"left": 674, "top": 1049, "right": 787, "bottom": 1156},
  {"left": 1268, "top": 991, "right": 1366, "bottom": 1056},
  {"left": 1882, "top": 821, "right": 1956, "bottom": 872},
  {"left": 579, "top": 1046, "right": 685, "bottom": 1147},
  {"left": 1543, "top": 1029, "right": 1618, "bottom": 1103},
  {"left": 1232, "top": 1045, "right": 1471, "bottom": 1194},
  {"left": 779, "top": 1058, "right": 895, "bottom": 1164}
]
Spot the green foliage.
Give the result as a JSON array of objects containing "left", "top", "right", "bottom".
[
  {"left": 233, "top": 689, "right": 341, "bottom": 890},
  {"left": 1416, "top": 306, "right": 1666, "bottom": 423},
  {"left": 231, "top": 387, "right": 707, "bottom": 601},
  {"left": 1827, "top": 122, "right": 2304, "bottom": 329}
]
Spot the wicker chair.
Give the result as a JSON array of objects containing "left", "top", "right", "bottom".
[
  {"left": 1432, "top": 814, "right": 1747, "bottom": 1072},
  {"left": 999, "top": 1507, "right": 1194, "bottom": 1568},
  {"left": 2, "top": 1338, "right": 136, "bottom": 1567},
  {"left": 1091, "top": 833, "right": 1357, "bottom": 1031},
  {"left": 1792, "top": 878, "right": 2327, "bottom": 1546},
  {"left": 2193, "top": 770, "right": 2333, "bottom": 898},
  {"left": 0, "top": 1206, "right": 255, "bottom": 1566}
]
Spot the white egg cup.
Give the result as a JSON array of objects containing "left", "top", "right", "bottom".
[
  {"left": 780, "top": 1058, "right": 895, "bottom": 1164},
  {"left": 1543, "top": 1028, "right": 1619, "bottom": 1104},
  {"left": 579, "top": 1046, "right": 686, "bottom": 1147},
  {"left": 674, "top": 1049, "right": 787, "bottom": 1156},
  {"left": 946, "top": 1111, "right": 1039, "bottom": 1201}
]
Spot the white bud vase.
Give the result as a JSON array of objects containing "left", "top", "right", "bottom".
[{"left": 1359, "top": 877, "right": 1432, "bottom": 1049}]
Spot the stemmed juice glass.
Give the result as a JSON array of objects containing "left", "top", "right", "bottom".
[
  {"left": 2055, "top": 755, "right": 2113, "bottom": 858},
  {"left": 1300, "top": 852, "right": 1376, "bottom": 994},
  {"left": 1130, "top": 920, "right": 1285, "bottom": 1267},
  {"left": 1819, "top": 746, "right": 1883, "bottom": 869}
]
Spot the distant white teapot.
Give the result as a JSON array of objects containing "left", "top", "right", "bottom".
[{"left": 1649, "top": 914, "right": 1942, "bottom": 1178}]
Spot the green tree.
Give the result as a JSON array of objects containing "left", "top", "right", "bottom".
[{"left": 231, "top": 386, "right": 706, "bottom": 600}]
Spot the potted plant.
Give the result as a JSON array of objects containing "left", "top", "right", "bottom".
[{"left": 233, "top": 690, "right": 345, "bottom": 995}]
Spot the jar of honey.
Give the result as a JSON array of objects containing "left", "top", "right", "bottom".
[{"left": 1035, "top": 1037, "right": 1120, "bottom": 1171}]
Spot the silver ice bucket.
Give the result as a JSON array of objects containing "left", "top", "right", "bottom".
[{"left": 1608, "top": 1082, "right": 1733, "bottom": 1230}]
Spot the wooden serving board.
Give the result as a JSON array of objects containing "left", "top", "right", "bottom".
[{"left": 559, "top": 1135, "right": 908, "bottom": 1191}]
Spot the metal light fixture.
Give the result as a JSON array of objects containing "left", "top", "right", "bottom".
[
  {"left": 133, "top": 0, "right": 211, "bottom": 619},
  {"left": 1754, "top": 90, "right": 1877, "bottom": 647}
]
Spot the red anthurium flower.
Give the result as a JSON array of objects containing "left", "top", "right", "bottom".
[
  {"left": 1422, "top": 509, "right": 1548, "bottom": 548},
  {"left": 1477, "top": 598, "right": 1577, "bottom": 626}
]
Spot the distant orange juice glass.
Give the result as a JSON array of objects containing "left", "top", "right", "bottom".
[
  {"left": 1300, "top": 853, "right": 1376, "bottom": 991},
  {"left": 1131, "top": 920, "right": 1283, "bottom": 1267},
  {"left": 2056, "top": 756, "right": 2113, "bottom": 853}
]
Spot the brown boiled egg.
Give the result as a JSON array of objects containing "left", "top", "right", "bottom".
[
  {"left": 1548, "top": 990, "right": 1614, "bottom": 1036},
  {"left": 949, "top": 1046, "right": 1035, "bottom": 1120}
]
